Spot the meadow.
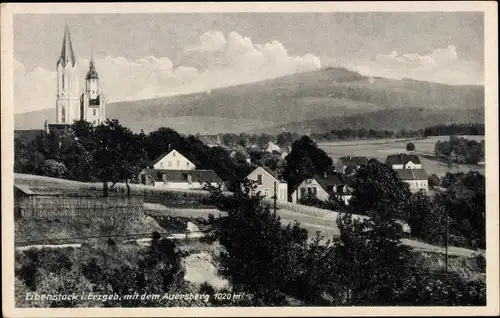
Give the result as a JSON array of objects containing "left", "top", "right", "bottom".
[{"left": 318, "top": 135, "right": 485, "bottom": 176}]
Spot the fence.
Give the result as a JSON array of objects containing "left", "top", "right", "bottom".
[{"left": 15, "top": 196, "right": 144, "bottom": 219}]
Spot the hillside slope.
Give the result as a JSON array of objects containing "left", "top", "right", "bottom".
[
  {"left": 15, "top": 68, "right": 484, "bottom": 134},
  {"left": 262, "top": 107, "right": 484, "bottom": 134}
]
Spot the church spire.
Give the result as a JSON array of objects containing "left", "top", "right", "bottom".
[
  {"left": 86, "top": 48, "right": 99, "bottom": 80},
  {"left": 58, "top": 24, "right": 77, "bottom": 67}
]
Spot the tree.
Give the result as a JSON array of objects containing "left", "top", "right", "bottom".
[
  {"left": 428, "top": 174, "right": 441, "bottom": 189},
  {"left": 283, "top": 136, "right": 333, "bottom": 188},
  {"left": 406, "top": 142, "right": 416, "bottom": 152},
  {"left": 92, "top": 119, "right": 147, "bottom": 197},
  {"left": 407, "top": 191, "right": 445, "bottom": 245},
  {"left": 204, "top": 181, "right": 309, "bottom": 305},
  {"left": 41, "top": 159, "right": 67, "bottom": 178},
  {"left": 348, "top": 159, "right": 412, "bottom": 221}
]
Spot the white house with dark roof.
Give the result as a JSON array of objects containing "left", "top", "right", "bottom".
[
  {"left": 138, "top": 149, "right": 223, "bottom": 190},
  {"left": 385, "top": 154, "right": 422, "bottom": 170},
  {"left": 290, "top": 172, "right": 353, "bottom": 205},
  {"left": 245, "top": 166, "right": 288, "bottom": 201},
  {"left": 394, "top": 169, "right": 429, "bottom": 193}
]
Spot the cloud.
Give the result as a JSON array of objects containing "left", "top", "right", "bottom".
[
  {"left": 15, "top": 30, "right": 321, "bottom": 113},
  {"left": 342, "top": 45, "right": 483, "bottom": 85}
]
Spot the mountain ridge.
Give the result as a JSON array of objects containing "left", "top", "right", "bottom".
[{"left": 15, "top": 68, "right": 484, "bottom": 134}]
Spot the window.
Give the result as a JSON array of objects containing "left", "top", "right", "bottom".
[
  {"left": 93, "top": 120, "right": 96, "bottom": 124},
  {"left": 168, "top": 161, "right": 172, "bottom": 167},
  {"left": 177, "top": 160, "right": 180, "bottom": 167},
  {"left": 172, "top": 151, "right": 176, "bottom": 157},
  {"left": 264, "top": 188, "right": 269, "bottom": 197},
  {"left": 160, "top": 162, "right": 164, "bottom": 168},
  {"left": 186, "top": 162, "right": 190, "bottom": 168},
  {"left": 300, "top": 188, "right": 307, "bottom": 198},
  {"left": 93, "top": 109, "right": 96, "bottom": 116},
  {"left": 62, "top": 73, "right": 65, "bottom": 90},
  {"left": 257, "top": 174, "right": 263, "bottom": 185},
  {"left": 312, "top": 187, "right": 318, "bottom": 196},
  {"left": 61, "top": 106, "right": 65, "bottom": 123}
]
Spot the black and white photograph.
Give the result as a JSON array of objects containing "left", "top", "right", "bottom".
[{"left": 1, "top": 2, "right": 498, "bottom": 317}]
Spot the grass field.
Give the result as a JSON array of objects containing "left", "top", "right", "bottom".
[{"left": 318, "top": 135, "right": 485, "bottom": 176}]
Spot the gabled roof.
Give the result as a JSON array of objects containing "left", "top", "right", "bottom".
[
  {"left": 386, "top": 154, "right": 421, "bottom": 165},
  {"left": 58, "top": 24, "right": 77, "bottom": 68},
  {"left": 313, "top": 173, "right": 346, "bottom": 192},
  {"left": 143, "top": 169, "right": 222, "bottom": 183},
  {"left": 150, "top": 149, "right": 193, "bottom": 167},
  {"left": 249, "top": 166, "right": 284, "bottom": 182},
  {"left": 197, "top": 135, "right": 219, "bottom": 146},
  {"left": 394, "top": 169, "right": 428, "bottom": 181},
  {"left": 338, "top": 156, "right": 369, "bottom": 167}
]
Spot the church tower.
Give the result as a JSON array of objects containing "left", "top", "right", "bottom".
[
  {"left": 56, "top": 25, "right": 80, "bottom": 125},
  {"left": 80, "top": 50, "right": 106, "bottom": 125}
]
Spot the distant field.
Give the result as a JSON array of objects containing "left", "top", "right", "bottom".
[{"left": 318, "top": 135, "right": 485, "bottom": 177}]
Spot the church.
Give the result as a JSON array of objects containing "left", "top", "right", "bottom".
[{"left": 47, "top": 25, "right": 106, "bottom": 132}]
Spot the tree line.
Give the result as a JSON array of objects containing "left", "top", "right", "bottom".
[
  {"left": 434, "top": 135, "right": 485, "bottom": 165},
  {"left": 424, "top": 123, "right": 484, "bottom": 136},
  {"left": 15, "top": 120, "right": 252, "bottom": 196},
  {"left": 215, "top": 123, "right": 484, "bottom": 147}
]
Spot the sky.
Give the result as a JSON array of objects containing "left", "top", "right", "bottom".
[{"left": 14, "top": 12, "right": 484, "bottom": 114}]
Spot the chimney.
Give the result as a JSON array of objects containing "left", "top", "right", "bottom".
[{"left": 324, "top": 171, "right": 327, "bottom": 178}]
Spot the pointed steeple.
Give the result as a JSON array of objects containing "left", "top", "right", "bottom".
[
  {"left": 86, "top": 48, "right": 99, "bottom": 80},
  {"left": 58, "top": 24, "right": 77, "bottom": 67}
]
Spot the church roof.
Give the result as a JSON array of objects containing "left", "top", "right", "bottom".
[
  {"left": 86, "top": 58, "right": 99, "bottom": 80},
  {"left": 58, "top": 24, "right": 77, "bottom": 68}
]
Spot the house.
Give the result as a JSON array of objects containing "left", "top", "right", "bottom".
[
  {"left": 265, "top": 141, "right": 282, "bottom": 153},
  {"left": 394, "top": 169, "right": 429, "bottom": 193},
  {"left": 335, "top": 156, "right": 369, "bottom": 174},
  {"left": 290, "top": 172, "right": 353, "bottom": 205},
  {"left": 385, "top": 154, "right": 422, "bottom": 170},
  {"left": 139, "top": 169, "right": 223, "bottom": 190},
  {"left": 245, "top": 166, "right": 288, "bottom": 201},
  {"left": 149, "top": 149, "right": 196, "bottom": 170},
  {"left": 138, "top": 149, "right": 223, "bottom": 190},
  {"left": 198, "top": 135, "right": 220, "bottom": 148}
]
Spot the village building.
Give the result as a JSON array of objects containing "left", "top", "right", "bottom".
[
  {"left": 198, "top": 135, "right": 221, "bottom": 148},
  {"left": 264, "top": 141, "right": 282, "bottom": 153},
  {"left": 49, "top": 25, "right": 106, "bottom": 132},
  {"left": 335, "top": 156, "right": 369, "bottom": 174},
  {"left": 290, "top": 172, "right": 353, "bottom": 205},
  {"left": 245, "top": 166, "right": 288, "bottom": 201},
  {"left": 394, "top": 169, "right": 429, "bottom": 193},
  {"left": 138, "top": 149, "right": 223, "bottom": 189},
  {"left": 385, "top": 154, "right": 422, "bottom": 170}
]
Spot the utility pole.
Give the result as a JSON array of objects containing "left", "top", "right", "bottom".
[{"left": 273, "top": 181, "right": 277, "bottom": 216}]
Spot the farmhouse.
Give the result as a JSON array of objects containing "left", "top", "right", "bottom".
[
  {"left": 245, "top": 166, "right": 288, "bottom": 201},
  {"left": 385, "top": 154, "right": 422, "bottom": 170},
  {"left": 335, "top": 156, "right": 369, "bottom": 175},
  {"left": 394, "top": 169, "right": 429, "bottom": 193},
  {"left": 290, "top": 172, "right": 353, "bottom": 205},
  {"left": 138, "top": 149, "right": 223, "bottom": 189},
  {"left": 139, "top": 169, "right": 223, "bottom": 189}
]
